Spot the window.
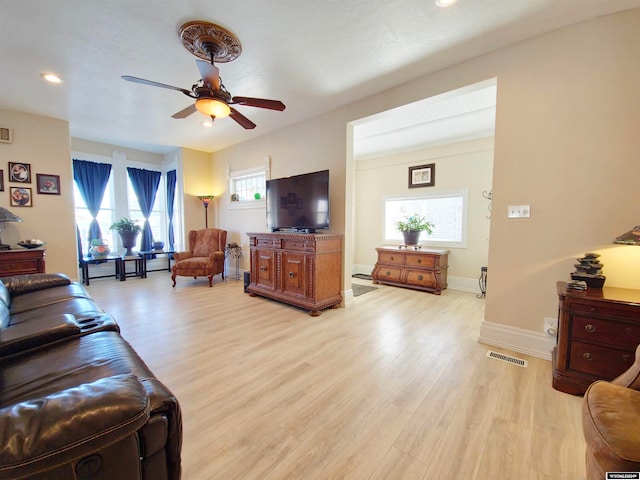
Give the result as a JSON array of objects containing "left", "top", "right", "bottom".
[
  {"left": 384, "top": 189, "right": 468, "bottom": 247},
  {"left": 74, "top": 172, "right": 117, "bottom": 249},
  {"left": 127, "top": 174, "right": 166, "bottom": 251},
  {"left": 228, "top": 166, "right": 267, "bottom": 209}
]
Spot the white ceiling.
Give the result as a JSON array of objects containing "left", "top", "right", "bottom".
[{"left": 1, "top": 1, "right": 639, "bottom": 155}]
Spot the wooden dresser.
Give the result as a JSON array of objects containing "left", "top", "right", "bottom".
[
  {"left": 553, "top": 281, "right": 640, "bottom": 395},
  {"left": 246, "top": 232, "right": 342, "bottom": 316},
  {"left": 0, "top": 249, "right": 46, "bottom": 276},
  {"left": 371, "top": 247, "right": 449, "bottom": 295}
]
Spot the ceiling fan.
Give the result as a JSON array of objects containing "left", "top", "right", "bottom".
[{"left": 121, "top": 21, "right": 285, "bottom": 130}]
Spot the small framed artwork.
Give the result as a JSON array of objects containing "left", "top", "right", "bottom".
[
  {"left": 36, "top": 173, "right": 61, "bottom": 195},
  {"left": 8, "top": 162, "right": 31, "bottom": 183},
  {"left": 0, "top": 126, "right": 11, "bottom": 144},
  {"left": 0, "top": 170, "right": 4, "bottom": 192},
  {"left": 408, "top": 163, "right": 435, "bottom": 188},
  {"left": 10, "top": 187, "right": 32, "bottom": 207}
]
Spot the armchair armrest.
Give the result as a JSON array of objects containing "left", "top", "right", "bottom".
[
  {"left": 0, "top": 374, "right": 149, "bottom": 479},
  {"left": 612, "top": 344, "right": 640, "bottom": 390},
  {"left": 1, "top": 274, "right": 71, "bottom": 297},
  {"left": 172, "top": 252, "right": 192, "bottom": 262}
]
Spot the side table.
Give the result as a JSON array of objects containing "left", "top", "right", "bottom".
[
  {"left": 117, "top": 255, "right": 146, "bottom": 281},
  {"left": 224, "top": 245, "right": 242, "bottom": 281},
  {"left": 138, "top": 250, "right": 175, "bottom": 273}
]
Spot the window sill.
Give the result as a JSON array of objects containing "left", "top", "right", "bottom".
[{"left": 227, "top": 199, "right": 266, "bottom": 210}]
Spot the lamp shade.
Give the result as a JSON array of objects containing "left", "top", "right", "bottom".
[
  {"left": 614, "top": 225, "right": 640, "bottom": 245},
  {"left": 198, "top": 195, "right": 215, "bottom": 207},
  {"left": 195, "top": 98, "right": 231, "bottom": 118},
  {"left": 0, "top": 207, "right": 23, "bottom": 223}
]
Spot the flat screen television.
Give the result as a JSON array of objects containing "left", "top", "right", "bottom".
[{"left": 266, "top": 169, "right": 330, "bottom": 232}]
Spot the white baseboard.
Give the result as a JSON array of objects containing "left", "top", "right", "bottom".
[{"left": 478, "top": 320, "right": 555, "bottom": 361}]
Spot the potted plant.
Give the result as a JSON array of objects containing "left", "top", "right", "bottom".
[
  {"left": 396, "top": 213, "right": 435, "bottom": 245},
  {"left": 109, "top": 217, "right": 142, "bottom": 256},
  {"left": 89, "top": 239, "right": 110, "bottom": 258}
]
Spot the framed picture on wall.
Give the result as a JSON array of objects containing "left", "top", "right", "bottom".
[
  {"left": 408, "top": 163, "right": 435, "bottom": 188},
  {"left": 8, "top": 162, "right": 31, "bottom": 183},
  {"left": 36, "top": 173, "right": 61, "bottom": 195},
  {"left": 0, "top": 170, "right": 4, "bottom": 192},
  {"left": 10, "top": 187, "right": 32, "bottom": 207}
]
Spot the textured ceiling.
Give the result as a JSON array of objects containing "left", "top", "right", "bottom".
[{"left": 1, "top": 1, "right": 639, "bottom": 154}]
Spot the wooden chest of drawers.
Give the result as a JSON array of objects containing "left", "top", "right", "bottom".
[
  {"left": 552, "top": 281, "right": 640, "bottom": 395},
  {"left": 0, "top": 249, "right": 46, "bottom": 276},
  {"left": 371, "top": 247, "right": 449, "bottom": 295}
]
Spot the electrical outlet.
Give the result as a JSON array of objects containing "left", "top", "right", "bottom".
[
  {"left": 508, "top": 205, "right": 530, "bottom": 218},
  {"left": 544, "top": 316, "right": 558, "bottom": 336}
]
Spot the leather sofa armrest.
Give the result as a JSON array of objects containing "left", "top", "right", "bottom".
[
  {"left": 0, "top": 374, "right": 150, "bottom": 479},
  {"left": 1, "top": 273, "right": 71, "bottom": 297},
  {"left": 0, "top": 313, "right": 81, "bottom": 358}
]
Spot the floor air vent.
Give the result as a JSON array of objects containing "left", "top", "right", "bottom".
[{"left": 486, "top": 351, "right": 528, "bottom": 368}]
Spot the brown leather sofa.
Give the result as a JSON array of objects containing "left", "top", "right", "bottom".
[
  {"left": 582, "top": 344, "right": 640, "bottom": 479},
  {"left": 0, "top": 273, "right": 182, "bottom": 480}
]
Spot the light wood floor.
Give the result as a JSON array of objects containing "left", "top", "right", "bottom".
[{"left": 86, "top": 272, "right": 586, "bottom": 480}]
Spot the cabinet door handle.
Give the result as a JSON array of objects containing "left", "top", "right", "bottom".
[
  {"left": 418, "top": 275, "right": 423, "bottom": 281},
  {"left": 260, "top": 266, "right": 266, "bottom": 272},
  {"left": 626, "top": 327, "right": 632, "bottom": 334},
  {"left": 623, "top": 354, "right": 631, "bottom": 362},
  {"left": 583, "top": 352, "right": 593, "bottom": 361},
  {"left": 417, "top": 259, "right": 421, "bottom": 264},
  {"left": 289, "top": 271, "right": 294, "bottom": 278},
  {"left": 585, "top": 324, "right": 596, "bottom": 333}
]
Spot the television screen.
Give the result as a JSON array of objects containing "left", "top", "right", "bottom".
[{"left": 266, "top": 170, "right": 329, "bottom": 232}]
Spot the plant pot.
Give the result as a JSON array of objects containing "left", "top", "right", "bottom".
[
  {"left": 119, "top": 231, "right": 139, "bottom": 256},
  {"left": 152, "top": 241, "right": 164, "bottom": 251},
  {"left": 402, "top": 230, "right": 421, "bottom": 245}
]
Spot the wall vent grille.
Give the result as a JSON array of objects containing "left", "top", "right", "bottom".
[{"left": 486, "top": 350, "right": 527, "bottom": 368}]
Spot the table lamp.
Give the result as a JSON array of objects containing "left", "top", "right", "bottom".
[{"left": 0, "top": 207, "right": 23, "bottom": 250}]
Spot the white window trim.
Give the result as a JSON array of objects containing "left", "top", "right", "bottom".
[
  {"left": 383, "top": 188, "right": 469, "bottom": 249},
  {"left": 226, "top": 161, "right": 269, "bottom": 210}
]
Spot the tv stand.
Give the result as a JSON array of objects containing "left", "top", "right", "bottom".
[{"left": 247, "top": 232, "right": 342, "bottom": 316}]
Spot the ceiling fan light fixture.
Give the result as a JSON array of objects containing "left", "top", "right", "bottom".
[
  {"left": 195, "top": 97, "right": 231, "bottom": 118},
  {"left": 435, "top": 0, "right": 458, "bottom": 7}
]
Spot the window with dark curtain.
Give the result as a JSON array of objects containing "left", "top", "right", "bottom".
[
  {"left": 72, "top": 159, "right": 112, "bottom": 246},
  {"left": 166, "top": 169, "right": 177, "bottom": 251},
  {"left": 127, "top": 167, "right": 161, "bottom": 251}
]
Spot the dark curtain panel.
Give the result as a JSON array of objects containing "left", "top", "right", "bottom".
[
  {"left": 76, "top": 225, "right": 84, "bottom": 261},
  {"left": 127, "top": 167, "right": 161, "bottom": 251},
  {"left": 166, "top": 169, "right": 177, "bottom": 251},
  {"left": 72, "top": 159, "right": 112, "bottom": 245}
]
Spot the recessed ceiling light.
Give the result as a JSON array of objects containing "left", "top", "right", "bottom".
[
  {"left": 202, "top": 121, "right": 213, "bottom": 128},
  {"left": 435, "top": 0, "right": 458, "bottom": 7},
  {"left": 42, "top": 73, "right": 62, "bottom": 84}
]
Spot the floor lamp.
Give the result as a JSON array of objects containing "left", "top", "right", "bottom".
[
  {"left": 0, "top": 207, "right": 23, "bottom": 250},
  {"left": 198, "top": 195, "right": 215, "bottom": 228}
]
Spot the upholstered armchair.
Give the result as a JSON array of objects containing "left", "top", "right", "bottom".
[{"left": 171, "top": 228, "right": 227, "bottom": 287}]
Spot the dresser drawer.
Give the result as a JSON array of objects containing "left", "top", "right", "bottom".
[
  {"left": 373, "top": 266, "right": 402, "bottom": 282},
  {"left": 405, "top": 255, "right": 435, "bottom": 268},
  {"left": 281, "top": 239, "right": 314, "bottom": 252},
  {"left": 571, "top": 315, "right": 640, "bottom": 350},
  {"left": 569, "top": 341, "right": 635, "bottom": 379},
  {"left": 378, "top": 251, "right": 405, "bottom": 265},
  {"left": 255, "top": 237, "right": 275, "bottom": 247},
  {"left": 405, "top": 270, "right": 436, "bottom": 288},
  {"left": 570, "top": 301, "right": 640, "bottom": 322}
]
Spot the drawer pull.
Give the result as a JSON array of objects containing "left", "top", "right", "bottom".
[
  {"left": 626, "top": 327, "right": 632, "bottom": 334},
  {"left": 623, "top": 354, "right": 631, "bottom": 362},
  {"left": 418, "top": 275, "right": 423, "bottom": 281},
  {"left": 389, "top": 256, "right": 394, "bottom": 261},
  {"left": 386, "top": 271, "right": 391, "bottom": 276},
  {"left": 289, "top": 272, "right": 294, "bottom": 278},
  {"left": 583, "top": 352, "right": 593, "bottom": 361},
  {"left": 417, "top": 259, "right": 422, "bottom": 264},
  {"left": 585, "top": 324, "right": 596, "bottom": 333}
]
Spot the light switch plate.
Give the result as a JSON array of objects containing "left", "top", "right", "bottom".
[{"left": 508, "top": 205, "right": 530, "bottom": 218}]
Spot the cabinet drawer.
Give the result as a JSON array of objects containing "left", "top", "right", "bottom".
[
  {"left": 256, "top": 238, "right": 275, "bottom": 247},
  {"left": 571, "top": 315, "right": 640, "bottom": 350},
  {"left": 570, "top": 301, "right": 640, "bottom": 321},
  {"left": 378, "top": 251, "right": 404, "bottom": 265},
  {"left": 569, "top": 341, "right": 635, "bottom": 379},
  {"left": 405, "top": 270, "right": 436, "bottom": 288},
  {"left": 405, "top": 255, "right": 435, "bottom": 268},
  {"left": 374, "top": 266, "right": 402, "bottom": 281},
  {"left": 282, "top": 239, "right": 313, "bottom": 252}
]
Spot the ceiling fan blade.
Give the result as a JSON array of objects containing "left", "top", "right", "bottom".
[
  {"left": 230, "top": 107, "right": 256, "bottom": 129},
  {"left": 232, "top": 96, "right": 286, "bottom": 111},
  {"left": 171, "top": 104, "right": 197, "bottom": 119},
  {"left": 196, "top": 60, "right": 220, "bottom": 89},
  {"left": 122, "top": 75, "right": 193, "bottom": 97}
]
